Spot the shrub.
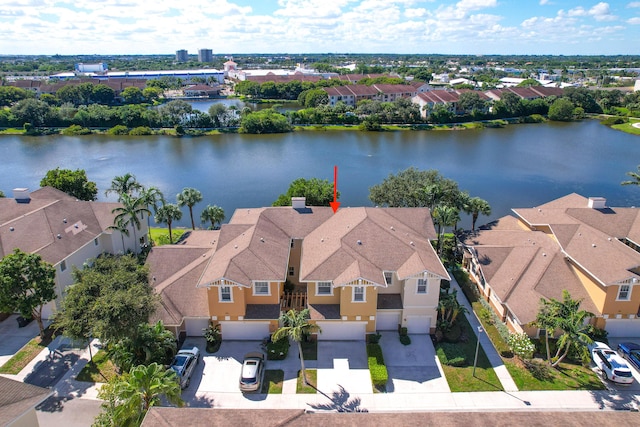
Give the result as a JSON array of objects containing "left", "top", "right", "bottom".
[
  {"left": 399, "top": 327, "right": 408, "bottom": 336},
  {"left": 107, "top": 125, "right": 130, "bottom": 135},
  {"left": 129, "top": 126, "right": 153, "bottom": 135},
  {"left": 367, "top": 344, "right": 388, "bottom": 387},
  {"left": 61, "top": 124, "right": 91, "bottom": 135},
  {"left": 600, "top": 116, "right": 626, "bottom": 126},
  {"left": 436, "top": 342, "right": 467, "bottom": 366},
  {"left": 266, "top": 336, "right": 290, "bottom": 360},
  {"left": 507, "top": 333, "right": 534, "bottom": 360},
  {"left": 367, "top": 333, "right": 381, "bottom": 344},
  {"left": 443, "top": 322, "right": 463, "bottom": 343}
]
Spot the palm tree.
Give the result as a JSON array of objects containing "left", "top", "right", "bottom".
[
  {"left": 539, "top": 290, "right": 594, "bottom": 367},
  {"left": 531, "top": 297, "right": 558, "bottom": 364},
  {"left": 622, "top": 165, "right": 640, "bottom": 187},
  {"left": 98, "top": 363, "right": 184, "bottom": 426},
  {"left": 154, "top": 204, "right": 182, "bottom": 244},
  {"left": 200, "top": 205, "right": 225, "bottom": 229},
  {"left": 464, "top": 196, "right": 492, "bottom": 231},
  {"left": 177, "top": 187, "right": 203, "bottom": 230},
  {"left": 108, "top": 216, "right": 129, "bottom": 253},
  {"left": 272, "top": 309, "right": 320, "bottom": 385},
  {"left": 432, "top": 205, "right": 460, "bottom": 255},
  {"left": 139, "top": 186, "right": 165, "bottom": 243},
  {"left": 105, "top": 173, "right": 143, "bottom": 201},
  {"left": 111, "top": 194, "right": 150, "bottom": 250}
]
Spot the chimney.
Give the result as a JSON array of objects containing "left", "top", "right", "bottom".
[
  {"left": 291, "top": 197, "right": 306, "bottom": 209},
  {"left": 13, "top": 188, "right": 31, "bottom": 203},
  {"left": 588, "top": 197, "right": 606, "bottom": 209}
]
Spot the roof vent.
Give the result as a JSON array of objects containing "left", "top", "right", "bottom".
[
  {"left": 13, "top": 188, "right": 30, "bottom": 203},
  {"left": 410, "top": 241, "right": 414, "bottom": 246},
  {"left": 588, "top": 197, "right": 606, "bottom": 209},
  {"left": 260, "top": 237, "right": 265, "bottom": 242},
  {"left": 592, "top": 243, "right": 596, "bottom": 248},
  {"left": 357, "top": 240, "right": 362, "bottom": 245},
  {"left": 57, "top": 234, "right": 61, "bottom": 239},
  {"left": 390, "top": 226, "right": 395, "bottom": 231},
  {"left": 63, "top": 218, "right": 67, "bottom": 223},
  {"left": 291, "top": 197, "right": 306, "bottom": 209},
  {"left": 10, "top": 227, "right": 14, "bottom": 231}
]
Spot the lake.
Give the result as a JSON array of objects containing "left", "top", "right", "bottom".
[{"left": 1, "top": 120, "right": 639, "bottom": 229}]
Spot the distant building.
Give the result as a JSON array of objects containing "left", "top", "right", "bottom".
[
  {"left": 176, "top": 50, "right": 189, "bottom": 62},
  {"left": 198, "top": 49, "right": 213, "bottom": 63},
  {"left": 75, "top": 62, "right": 107, "bottom": 74}
]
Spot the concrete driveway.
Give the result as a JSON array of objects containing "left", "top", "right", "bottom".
[
  {"left": 593, "top": 336, "right": 640, "bottom": 392},
  {"left": 316, "top": 340, "right": 372, "bottom": 395},
  {"left": 180, "top": 338, "right": 265, "bottom": 399},
  {"left": 380, "top": 332, "right": 450, "bottom": 393},
  {"left": 0, "top": 314, "right": 41, "bottom": 367}
]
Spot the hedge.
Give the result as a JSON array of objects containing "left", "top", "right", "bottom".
[{"left": 366, "top": 343, "right": 388, "bottom": 387}]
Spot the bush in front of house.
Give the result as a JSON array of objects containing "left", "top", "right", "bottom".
[
  {"left": 367, "top": 343, "right": 388, "bottom": 388},
  {"left": 436, "top": 342, "right": 467, "bottom": 367},
  {"left": 266, "top": 336, "right": 290, "bottom": 360}
]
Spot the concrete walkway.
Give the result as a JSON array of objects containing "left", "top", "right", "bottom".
[{"left": 448, "top": 272, "right": 520, "bottom": 392}]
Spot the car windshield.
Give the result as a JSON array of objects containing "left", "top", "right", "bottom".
[
  {"left": 614, "top": 370, "right": 633, "bottom": 377},
  {"left": 172, "top": 355, "right": 188, "bottom": 367}
]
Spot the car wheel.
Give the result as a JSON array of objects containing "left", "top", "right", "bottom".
[
  {"left": 603, "top": 371, "right": 608, "bottom": 381},
  {"left": 185, "top": 378, "right": 190, "bottom": 388}
]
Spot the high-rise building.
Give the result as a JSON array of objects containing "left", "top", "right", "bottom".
[
  {"left": 175, "top": 50, "right": 189, "bottom": 62},
  {"left": 198, "top": 49, "right": 213, "bottom": 63}
]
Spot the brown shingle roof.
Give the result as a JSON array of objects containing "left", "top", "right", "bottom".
[{"left": 0, "top": 376, "right": 50, "bottom": 426}]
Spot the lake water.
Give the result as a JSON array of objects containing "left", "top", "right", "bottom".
[{"left": 1, "top": 120, "right": 639, "bottom": 229}]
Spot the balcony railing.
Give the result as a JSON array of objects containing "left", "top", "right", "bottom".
[{"left": 280, "top": 291, "right": 307, "bottom": 312}]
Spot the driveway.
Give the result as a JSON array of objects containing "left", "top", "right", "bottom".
[
  {"left": 0, "top": 314, "right": 41, "bottom": 367},
  {"left": 316, "top": 340, "right": 372, "bottom": 395},
  {"left": 180, "top": 338, "right": 265, "bottom": 399},
  {"left": 379, "top": 332, "right": 450, "bottom": 393},
  {"left": 593, "top": 336, "right": 640, "bottom": 392}
]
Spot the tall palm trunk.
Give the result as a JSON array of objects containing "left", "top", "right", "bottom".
[{"left": 298, "top": 340, "right": 308, "bottom": 385}]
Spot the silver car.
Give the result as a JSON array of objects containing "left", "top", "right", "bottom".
[
  {"left": 170, "top": 346, "right": 200, "bottom": 389},
  {"left": 239, "top": 352, "right": 265, "bottom": 392}
]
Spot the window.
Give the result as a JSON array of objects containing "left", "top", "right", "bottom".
[
  {"left": 60, "top": 260, "right": 67, "bottom": 272},
  {"left": 94, "top": 238, "right": 98, "bottom": 246},
  {"left": 384, "top": 272, "right": 393, "bottom": 286},
  {"left": 353, "top": 286, "right": 365, "bottom": 302},
  {"left": 290, "top": 239, "right": 294, "bottom": 248},
  {"left": 317, "top": 282, "right": 332, "bottom": 296},
  {"left": 220, "top": 286, "right": 232, "bottom": 302},
  {"left": 288, "top": 266, "right": 295, "bottom": 277},
  {"left": 417, "top": 279, "right": 427, "bottom": 294},
  {"left": 253, "top": 281, "right": 269, "bottom": 295},
  {"left": 618, "top": 284, "right": 631, "bottom": 300}
]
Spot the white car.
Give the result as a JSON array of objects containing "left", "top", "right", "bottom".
[
  {"left": 170, "top": 347, "right": 200, "bottom": 389},
  {"left": 239, "top": 352, "right": 265, "bottom": 392},
  {"left": 590, "top": 342, "right": 634, "bottom": 385}
]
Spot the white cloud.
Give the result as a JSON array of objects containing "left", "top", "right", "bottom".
[
  {"left": 627, "top": 2, "right": 640, "bottom": 7},
  {"left": 589, "top": 2, "right": 616, "bottom": 21},
  {"left": 405, "top": 8, "right": 427, "bottom": 18},
  {"left": 539, "top": 0, "right": 549, "bottom": 5},
  {"left": 628, "top": 17, "right": 640, "bottom": 23}
]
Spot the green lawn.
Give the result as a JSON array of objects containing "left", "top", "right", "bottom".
[
  {"left": 149, "top": 227, "right": 186, "bottom": 246},
  {"left": 612, "top": 121, "right": 640, "bottom": 135},
  {"left": 261, "top": 369, "right": 284, "bottom": 394},
  {"left": 506, "top": 359, "right": 605, "bottom": 391},
  {"left": 435, "top": 315, "right": 504, "bottom": 392},
  {"left": 75, "top": 350, "right": 119, "bottom": 383},
  {"left": 296, "top": 369, "right": 317, "bottom": 393},
  {"left": 0, "top": 328, "right": 57, "bottom": 375}
]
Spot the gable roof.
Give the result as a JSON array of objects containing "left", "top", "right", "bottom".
[
  {"left": 0, "top": 187, "right": 122, "bottom": 265},
  {"left": 197, "top": 206, "right": 448, "bottom": 289}
]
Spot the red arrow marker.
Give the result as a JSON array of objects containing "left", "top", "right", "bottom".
[{"left": 329, "top": 165, "right": 340, "bottom": 214}]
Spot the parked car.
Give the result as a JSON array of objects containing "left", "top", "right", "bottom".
[
  {"left": 170, "top": 346, "right": 200, "bottom": 389},
  {"left": 239, "top": 352, "right": 265, "bottom": 392},
  {"left": 617, "top": 342, "right": 640, "bottom": 371},
  {"left": 590, "top": 342, "right": 634, "bottom": 385}
]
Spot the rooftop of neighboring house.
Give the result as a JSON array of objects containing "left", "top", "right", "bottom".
[
  {"left": 0, "top": 376, "right": 50, "bottom": 426},
  {"left": 0, "top": 187, "right": 121, "bottom": 265},
  {"left": 460, "top": 193, "right": 640, "bottom": 324}
]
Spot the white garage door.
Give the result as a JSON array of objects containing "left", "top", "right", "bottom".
[
  {"left": 406, "top": 315, "right": 432, "bottom": 334},
  {"left": 376, "top": 311, "right": 401, "bottom": 331},
  {"left": 605, "top": 318, "right": 640, "bottom": 337},
  {"left": 185, "top": 318, "right": 210, "bottom": 337},
  {"left": 316, "top": 321, "right": 366, "bottom": 341},
  {"left": 219, "top": 321, "right": 270, "bottom": 340}
]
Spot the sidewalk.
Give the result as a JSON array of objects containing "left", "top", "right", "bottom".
[{"left": 448, "top": 272, "right": 519, "bottom": 392}]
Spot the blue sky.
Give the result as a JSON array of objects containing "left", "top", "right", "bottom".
[{"left": 1, "top": 1, "right": 639, "bottom": 55}]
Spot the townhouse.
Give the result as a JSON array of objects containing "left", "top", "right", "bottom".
[
  {"left": 0, "top": 187, "right": 147, "bottom": 318},
  {"left": 460, "top": 194, "right": 640, "bottom": 338},
  {"left": 148, "top": 199, "right": 449, "bottom": 341}
]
